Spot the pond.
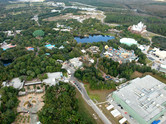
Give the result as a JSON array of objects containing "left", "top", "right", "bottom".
[
  {"left": 74, "top": 35, "right": 115, "bottom": 43},
  {"left": 1, "top": 59, "right": 13, "bottom": 66}
]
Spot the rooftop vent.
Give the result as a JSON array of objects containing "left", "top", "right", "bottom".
[{"left": 141, "top": 93, "right": 145, "bottom": 96}]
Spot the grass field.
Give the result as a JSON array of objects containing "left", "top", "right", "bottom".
[
  {"left": 84, "top": 83, "right": 115, "bottom": 103},
  {"left": 6, "top": 4, "right": 27, "bottom": 9},
  {"left": 76, "top": 89, "right": 103, "bottom": 124},
  {"left": 131, "top": 71, "right": 166, "bottom": 84}
]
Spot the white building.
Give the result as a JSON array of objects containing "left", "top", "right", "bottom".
[
  {"left": 2, "top": 78, "right": 24, "bottom": 89},
  {"left": 69, "top": 58, "right": 83, "bottom": 69},
  {"left": 129, "top": 22, "right": 147, "bottom": 34},
  {"left": 43, "top": 72, "right": 63, "bottom": 86},
  {"left": 51, "top": 10, "right": 61, "bottom": 13},
  {"left": 81, "top": 49, "right": 86, "bottom": 54},
  {"left": 120, "top": 38, "right": 138, "bottom": 46}
]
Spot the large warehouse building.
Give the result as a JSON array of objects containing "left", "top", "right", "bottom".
[{"left": 112, "top": 75, "right": 166, "bottom": 124}]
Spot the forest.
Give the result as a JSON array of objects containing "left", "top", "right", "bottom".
[
  {"left": 74, "top": 67, "right": 116, "bottom": 90},
  {"left": 98, "top": 57, "right": 152, "bottom": 80},
  {"left": 38, "top": 82, "right": 92, "bottom": 124},
  {"left": 0, "top": 86, "right": 19, "bottom": 124},
  {"left": 152, "top": 36, "right": 166, "bottom": 50}
]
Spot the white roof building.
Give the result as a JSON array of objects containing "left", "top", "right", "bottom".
[
  {"left": 112, "top": 75, "right": 166, "bottom": 124},
  {"left": 120, "top": 38, "right": 138, "bottom": 46},
  {"left": 131, "top": 22, "right": 146, "bottom": 32},
  {"left": 119, "top": 117, "right": 127, "bottom": 124},
  {"left": 3, "top": 78, "right": 24, "bottom": 89},
  {"left": 110, "top": 109, "right": 121, "bottom": 117},
  {"left": 43, "top": 72, "right": 63, "bottom": 86},
  {"left": 106, "top": 104, "right": 114, "bottom": 110},
  {"left": 69, "top": 58, "right": 83, "bottom": 69},
  {"left": 152, "top": 48, "right": 166, "bottom": 59},
  {"left": 81, "top": 49, "right": 86, "bottom": 54}
]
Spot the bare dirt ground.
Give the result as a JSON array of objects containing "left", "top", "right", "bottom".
[{"left": 43, "top": 11, "right": 105, "bottom": 23}]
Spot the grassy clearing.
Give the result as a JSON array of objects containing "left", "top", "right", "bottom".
[
  {"left": 131, "top": 71, "right": 143, "bottom": 79},
  {"left": 145, "top": 58, "right": 152, "bottom": 64},
  {"left": 84, "top": 83, "right": 114, "bottom": 102},
  {"left": 98, "top": 103, "right": 120, "bottom": 124},
  {"left": 76, "top": 89, "right": 103, "bottom": 124},
  {"left": 131, "top": 71, "right": 166, "bottom": 84}
]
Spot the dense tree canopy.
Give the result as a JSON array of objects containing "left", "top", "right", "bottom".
[
  {"left": 75, "top": 67, "right": 116, "bottom": 89},
  {"left": 152, "top": 36, "right": 166, "bottom": 50},
  {"left": 38, "top": 82, "right": 92, "bottom": 124},
  {"left": 0, "top": 87, "right": 19, "bottom": 124}
]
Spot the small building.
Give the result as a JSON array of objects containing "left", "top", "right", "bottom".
[
  {"left": 27, "top": 89, "right": 35, "bottom": 93},
  {"left": 110, "top": 109, "right": 121, "bottom": 118},
  {"left": 120, "top": 38, "right": 138, "bottom": 46},
  {"left": 159, "top": 64, "right": 166, "bottom": 73},
  {"left": 59, "top": 45, "right": 64, "bottom": 49},
  {"left": 57, "top": 59, "right": 63, "bottom": 63},
  {"left": 51, "top": 9, "right": 61, "bottom": 13},
  {"left": 18, "top": 91, "right": 26, "bottom": 96},
  {"left": 1, "top": 42, "right": 16, "bottom": 51},
  {"left": 87, "top": 46, "right": 100, "bottom": 54},
  {"left": 26, "top": 47, "right": 34, "bottom": 51},
  {"left": 81, "top": 49, "right": 86, "bottom": 54},
  {"left": 119, "top": 117, "right": 127, "bottom": 124},
  {"left": 89, "top": 59, "right": 94, "bottom": 64},
  {"left": 36, "top": 89, "right": 44, "bottom": 93},
  {"left": 112, "top": 75, "right": 166, "bottom": 124},
  {"left": 45, "top": 44, "right": 55, "bottom": 49},
  {"left": 106, "top": 104, "right": 114, "bottom": 110}
]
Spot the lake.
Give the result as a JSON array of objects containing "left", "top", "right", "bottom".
[{"left": 74, "top": 35, "right": 115, "bottom": 43}]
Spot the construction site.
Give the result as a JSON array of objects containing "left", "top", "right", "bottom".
[{"left": 103, "top": 45, "right": 137, "bottom": 64}]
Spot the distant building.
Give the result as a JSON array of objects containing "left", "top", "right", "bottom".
[
  {"left": 51, "top": 10, "right": 61, "bottom": 13},
  {"left": 81, "top": 49, "right": 86, "bottom": 54},
  {"left": 120, "top": 38, "right": 138, "bottom": 46},
  {"left": 112, "top": 75, "right": 166, "bottom": 124},
  {"left": 59, "top": 45, "right": 65, "bottom": 49},
  {"left": 1, "top": 42, "right": 16, "bottom": 51},
  {"left": 87, "top": 46, "right": 100, "bottom": 54},
  {"left": 69, "top": 58, "right": 83, "bottom": 69},
  {"left": 18, "top": 91, "right": 26, "bottom": 96},
  {"left": 45, "top": 44, "right": 55, "bottom": 49},
  {"left": 26, "top": 47, "right": 34, "bottom": 51},
  {"left": 128, "top": 22, "right": 147, "bottom": 34}
]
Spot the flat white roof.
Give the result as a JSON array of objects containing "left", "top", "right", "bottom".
[
  {"left": 113, "top": 75, "right": 166, "bottom": 122},
  {"left": 110, "top": 109, "right": 121, "bottom": 117},
  {"left": 119, "top": 117, "right": 127, "bottom": 124},
  {"left": 43, "top": 72, "right": 62, "bottom": 86},
  {"left": 106, "top": 104, "right": 114, "bottom": 110}
]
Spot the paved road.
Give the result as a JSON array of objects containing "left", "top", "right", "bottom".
[{"left": 62, "top": 63, "right": 112, "bottom": 124}]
